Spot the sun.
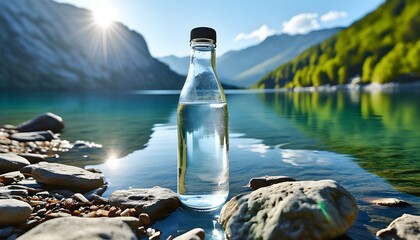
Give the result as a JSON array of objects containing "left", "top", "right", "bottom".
[{"left": 93, "top": 4, "right": 116, "bottom": 28}]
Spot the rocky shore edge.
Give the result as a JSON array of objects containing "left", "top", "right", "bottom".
[{"left": 0, "top": 113, "right": 418, "bottom": 240}]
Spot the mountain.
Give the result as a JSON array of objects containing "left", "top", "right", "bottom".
[
  {"left": 255, "top": 0, "right": 420, "bottom": 89},
  {"left": 158, "top": 55, "right": 190, "bottom": 76},
  {"left": 0, "top": 0, "right": 184, "bottom": 90},
  {"left": 159, "top": 28, "right": 341, "bottom": 87}
]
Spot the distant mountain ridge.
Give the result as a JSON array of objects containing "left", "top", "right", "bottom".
[
  {"left": 255, "top": 0, "right": 420, "bottom": 89},
  {"left": 0, "top": 0, "right": 184, "bottom": 90},
  {"left": 159, "top": 28, "right": 341, "bottom": 87}
]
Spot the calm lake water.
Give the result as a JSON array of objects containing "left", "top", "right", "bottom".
[{"left": 0, "top": 90, "right": 419, "bottom": 239}]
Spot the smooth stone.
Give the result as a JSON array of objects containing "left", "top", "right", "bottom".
[
  {"left": 17, "top": 112, "right": 64, "bottom": 133},
  {"left": 0, "top": 186, "right": 28, "bottom": 198},
  {"left": 72, "top": 193, "right": 90, "bottom": 205},
  {"left": 376, "top": 214, "right": 420, "bottom": 240},
  {"left": 18, "top": 153, "right": 45, "bottom": 164},
  {"left": 0, "top": 199, "right": 32, "bottom": 226},
  {"left": 174, "top": 228, "right": 206, "bottom": 240},
  {"left": 35, "top": 191, "right": 50, "bottom": 198},
  {"left": 84, "top": 186, "right": 107, "bottom": 201},
  {"left": 109, "top": 187, "right": 181, "bottom": 222},
  {"left": 0, "top": 154, "right": 30, "bottom": 174},
  {"left": 10, "top": 131, "right": 55, "bottom": 142},
  {"left": 371, "top": 198, "right": 410, "bottom": 207},
  {"left": 249, "top": 176, "right": 296, "bottom": 190},
  {"left": 13, "top": 179, "right": 43, "bottom": 189},
  {"left": 31, "top": 162, "right": 104, "bottom": 192},
  {"left": 0, "top": 171, "right": 25, "bottom": 185},
  {"left": 2, "top": 125, "right": 17, "bottom": 130},
  {"left": 0, "top": 146, "right": 9, "bottom": 154},
  {"left": 220, "top": 180, "right": 358, "bottom": 240},
  {"left": 20, "top": 164, "right": 42, "bottom": 176},
  {"left": 17, "top": 216, "right": 137, "bottom": 240}
]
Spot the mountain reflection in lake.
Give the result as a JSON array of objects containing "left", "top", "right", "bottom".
[{"left": 0, "top": 90, "right": 419, "bottom": 239}]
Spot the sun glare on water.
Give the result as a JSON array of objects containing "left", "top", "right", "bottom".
[{"left": 93, "top": 4, "right": 116, "bottom": 29}]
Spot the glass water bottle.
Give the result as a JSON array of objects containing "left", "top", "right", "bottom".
[{"left": 177, "top": 27, "right": 229, "bottom": 210}]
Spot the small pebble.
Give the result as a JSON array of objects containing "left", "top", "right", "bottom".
[
  {"left": 96, "top": 209, "right": 109, "bottom": 217},
  {"left": 139, "top": 213, "right": 151, "bottom": 226},
  {"left": 149, "top": 231, "right": 161, "bottom": 240},
  {"left": 371, "top": 198, "right": 410, "bottom": 207}
]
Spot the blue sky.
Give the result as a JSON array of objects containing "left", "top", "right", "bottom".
[{"left": 55, "top": 0, "right": 384, "bottom": 57}]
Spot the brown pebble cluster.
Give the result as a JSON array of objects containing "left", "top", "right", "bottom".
[{"left": 10, "top": 193, "right": 162, "bottom": 239}]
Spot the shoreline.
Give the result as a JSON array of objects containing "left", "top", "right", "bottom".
[{"left": 291, "top": 80, "right": 420, "bottom": 93}]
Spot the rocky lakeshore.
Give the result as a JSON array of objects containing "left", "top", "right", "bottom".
[{"left": 0, "top": 113, "right": 418, "bottom": 239}]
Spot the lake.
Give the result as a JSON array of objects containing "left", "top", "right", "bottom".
[{"left": 0, "top": 89, "right": 419, "bottom": 239}]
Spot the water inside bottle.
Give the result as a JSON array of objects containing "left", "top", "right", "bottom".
[{"left": 177, "top": 102, "right": 229, "bottom": 210}]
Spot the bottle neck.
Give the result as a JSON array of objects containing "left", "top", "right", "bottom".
[{"left": 189, "top": 40, "right": 216, "bottom": 70}]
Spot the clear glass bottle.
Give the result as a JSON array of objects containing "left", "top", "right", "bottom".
[{"left": 177, "top": 27, "right": 229, "bottom": 210}]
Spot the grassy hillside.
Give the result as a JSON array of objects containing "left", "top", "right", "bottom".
[{"left": 255, "top": 0, "right": 420, "bottom": 89}]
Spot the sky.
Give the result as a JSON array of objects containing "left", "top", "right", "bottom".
[{"left": 55, "top": 0, "right": 384, "bottom": 58}]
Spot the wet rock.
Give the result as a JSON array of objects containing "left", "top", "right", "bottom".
[
  {"left": 109, "top": 187, "right": 181, "bottom": 222},
  {"left": 18, "top": 217, "right": 137, "bottom": 240},
  {"left": 0, "top": 199, "right": 32, "bottom": 226},
  {"left": 220, "top": 180, "right": 358, "bottom": 240},
  {"left": 17, "top": 112, "right": 64, "bottom": 133},
  {"left": 376, "top": 214, "right": 420, "bottom": 240},
  {"left": 249, "top": 176, "right": 296, "bottom": 190},
  {"left": 0, "top": 154, "right": 30, "bottom": 174},
  {"left": 31, "top": 162, "right": 104, "bottom": 192},
  {"left": 18, "top": 153, "right": 45, "bottom": 164},
  {"left": 174, "top": 228, "right": 206, "bottom": 240},
  {"left": 371, "top": 198, "right": 410, "bottom": 207},
  {"left": 10, "top": 131, "right": 55, "bottom": 142},
  {"left": 0, "top": 171, "right": 25, "bottom": 185}
]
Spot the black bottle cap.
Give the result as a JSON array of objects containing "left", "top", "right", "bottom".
[{"left": 190, "top": 27, "right": 216, "bottom": 43}]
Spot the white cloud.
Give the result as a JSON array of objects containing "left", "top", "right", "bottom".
[
  {"left": 321, "top": 11, "right": 347, "bottom": 22},
  {"left": 282, "top": 13, "right": 320, "bottom": 35},
  {"left": 234, "top": 25, "right": 275, "bottom": 42}
]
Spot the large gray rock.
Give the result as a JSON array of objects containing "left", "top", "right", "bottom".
[
  {"left": 17, "top": 216, "right": 137, "bottom": 240},
  {"left": 18, "top": 112, "right": 64, "bottom": 133},
  {"left": 0, "top": 154, "right": 30, "bottom": 174},
  {"left": 0, "top": 199, "right": 32, "bottom": 226},
  {"left": 10, "top": 131, "right": 55, "bottom": 142},
  {"left": 220, "top": 180, "right": 358, "bottom": 240},
  {"left": 109, "top": 187, "right": 181, "bottom": 222},
  {"left": 376, "top": 214, "right": 420, "bottom": 240},
  {"left": 31, "top": 162, "right": 104, "bottom": 192}
]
